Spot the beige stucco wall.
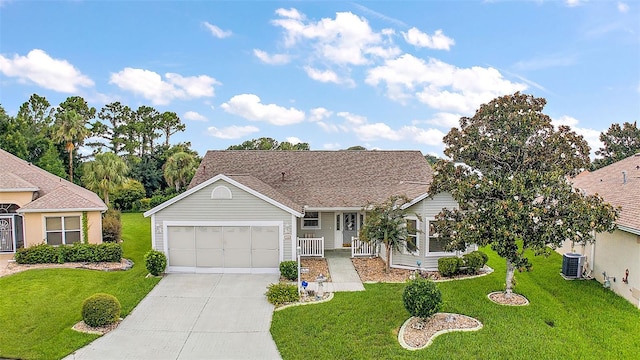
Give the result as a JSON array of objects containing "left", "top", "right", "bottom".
[
  {"left": 557, "top": 229, "right": 640, "bottom": 308},
  {"left": 0, "top": 191, "right": 33, "bottom": 207},
  {"left": 22, "top": 211, "right": 103, "bottom": 247}
]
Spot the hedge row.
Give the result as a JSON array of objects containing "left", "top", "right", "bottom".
[
  {"left": 437, "top": 250, "right": 489, "bottom": 277},
  {"left": 15, "top": 243, "right": 122, "bottom": 264}
]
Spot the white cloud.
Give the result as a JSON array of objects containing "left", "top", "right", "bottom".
[
  {"left": 513, "top": 52, "right": 577, "bottom": 71},
  {"left": 309, "top": 107, "right": 333, "bottom": 121},
  {"left": 183, "top": 111, "right": 207, "bottom": 121},
  {"left": 0, "top": 49, "right": 94, "bottom": 93},
  {"left": 402, "top": 27, "right": 455, "bottom": 50},
  {"left": 323, "top": 143, "right": 342, "bottom": 150},
  {"left": 220, "top": 94, "right": 305, "bottom": 125},
  {"left": 109, "top": 68, "right": 219, "bottom": 105},
  {"left": 207, "top": 125, "right": 259, "bottom": 139},
  {"left": 303, "top": 66, "right": 355, "bottom": 86},
  {"left": 203, "top": 21, "right": 232, "bottom": 38},
  {"left": 253, "top": 49, "right": 291, "bottom": 65},
  {"left": 565, "top": 0, "right": 584, "bottom": 7},
  {"left": 617, "top": 2, "right": 629, "bottom": 13},
  {"left": 552, "top": 115, "right": 603, "bottom": 155},
  {"left": 272, "top": 9, "right": 399, "bottom": 65},
  {"left": 286, "top": 136, "right": 302, "bottom": 144},
  {"left": 418, "top": 112, "right": 461, "bottom": 128},
  {"left": 337, "top": 111, "right": 367, "bottom": 125},
  {"left": 366, "top": 54, "right": 526, "bottom": 113},
  {"left": 352, "top": 122, "right": 445, "bottom": 145}
]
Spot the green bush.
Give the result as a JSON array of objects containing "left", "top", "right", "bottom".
[
  {"left": 15, "top": 243, "right": 59, "bottom": 264},
  {"left": 403, "top": 277, "right": 442, "bottom": 319},
  {"left": 134, "top": 198, "right": 152, "bottom": 212},
  {"left": 438, "top": 256, "right": 462, "bottom": 277},
  {"left": 462, "top": 251, "right": 485, "bottom": 274},
  {"left": 266, "top": 283, "right": 299, "bottom": 306},
  {"left": 473, "top": 250, "right": 489, "bottom": 266},
  {"left": 102, "top": 209, "right": 122, "bottom": 243},
  {"left": 112, "top": 179, "right": 146, "bottom": 211},
  {"left": 81, "top": 293, "right": 121, "bottom": 327},
  {"left": 144, "top": 250, "right": 167, "bottom": 276},
  {"left": 279, "top": 261, "right": 298, "bottom": 281}
]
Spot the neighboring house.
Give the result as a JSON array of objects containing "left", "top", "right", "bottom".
[
  {"left": 557, "top": 153, "right": 640, "bottom": 308},
  {"left": 144, "top": 150, "right": 465, "bottom": 274},
  {"left": 0, "top": 148, "right": 108, "bottom": 261}
]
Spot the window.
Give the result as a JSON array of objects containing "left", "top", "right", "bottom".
[
  {"left": 404, "top": 218, "right": 419, "bottom": 255},
  {"left": 428, "top": 221, "right": 449, "bottom": 253},
  {"left": 211, "top": 185, "right": 232, "bottom": 199},
  {"left": 302, "top": 211, "right": 320, "bottom": 229},
  {"left": 336, "top": 214, "right": 340, "bottom": 231},
  {"left": 45, "top": 216, "right": 81, "bottom": 245}
]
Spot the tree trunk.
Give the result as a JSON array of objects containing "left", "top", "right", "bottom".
[
  {"left": 385, "top": 243, "right": 391, "bottom": 273},
  {"left": 505, "top": 259, "right": 515, "bottom": 298},
  {"left": 67, "top": 146, "right": 73, "bottom": 182}
]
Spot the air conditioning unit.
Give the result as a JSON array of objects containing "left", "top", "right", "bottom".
[{"left": 562, "top": 253, "right": 585, "bottom": 279}]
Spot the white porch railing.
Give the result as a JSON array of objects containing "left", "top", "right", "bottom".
[
  {"left": 297, "top": 237, "right": 324, "bottom": 257},
  {"left": 351, "top": 236, "right": 376, "bottom": 257}
]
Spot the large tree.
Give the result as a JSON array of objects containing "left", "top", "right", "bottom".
[
  {"left": 159, "top": 111, "right": 185, "bottom": 146},
  {"left": 82, "top": 152, "right": 129, "bottom": 206},
  {"left": 52, "top": 109, "right": 90, "bottom": 182},
  {"left": 592, "top": 121, "right": 640, "bottom": 170},
  {"left": 163, "top": 151, "right": 198, "bottom": 192},
  {"left": 227, "top": 137, "right": 310, "bottom": 150},
  {"left": 429, "top": 93, "right": 618, "bottom": 297},
  {"left": 359, "top": 195, "right": 415, "bottom": 273},
  {"left": 90, "top": 101, "right": 133, "bottom": 155}
]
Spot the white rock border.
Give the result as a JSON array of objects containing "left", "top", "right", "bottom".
[
  {"left": 398, "top": 313, "right": 483, "bottom": 351},
  {"left": 362, "top": 265, "right": 494, "bottom": 284},
  {"left": 487, "top": 291, "right": 530, "bottom": 306},
  {"left": 275, "top": 292, "right": 334, "bottom": 311}
]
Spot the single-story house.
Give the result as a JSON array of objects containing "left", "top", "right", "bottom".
[
  {"left": 557, "top": 153, "right": 640, "bottom": 308},
  {"left": 144, "top": 150, "right": 468, "bottom": 274},
  {"left": 0, "top": 148, "right": 108, "bottom": 261}
]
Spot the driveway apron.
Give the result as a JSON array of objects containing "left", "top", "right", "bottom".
[{"left": 65, "top": 273, "right": 282, "bottom": 360}]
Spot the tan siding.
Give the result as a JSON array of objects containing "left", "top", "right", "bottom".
[
  {"left": 86, "top": 211, "right": 103, "bottom": 244},
  {"left": 592, "top": 230, "right": 639, "bottom": 307},
  {"left": 298, "top": 212, "right": 335, "bottom": 249},
  {"left": 0, "top": 191, "right": 33, "bottom": 208},
  {"left": 154, "top": 179, "right": 293, "bottom": 260},
  {"left": 20, "top": 211, "right": 103, "bottom": 247}
]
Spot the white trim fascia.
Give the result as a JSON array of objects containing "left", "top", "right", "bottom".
[
  {"left": 166, "top": 266, "right": 279, "bottom": 274},
  {"left": 291, "top": 214, "right": 297, "bottom": 261},
  {"left": 150, "top": 214, "right": 156, "bottom": 251},
  {"left": 304, "top": 207, "right": 362, "bottom": 211},
  {"left": 401, "top": 192, "right": 430, "bottom": 210},
  {"left": 617, "top": 225, "right": 640, "bottom": 236},
  {"left": 0, "top": 188, "right": 39, "bottom": 192},
  {"left": 17, "top": 207, "right": 107, "bottom": 214},
  {"left": 144, "top": 174, "right": 303, "bottom": 217}
]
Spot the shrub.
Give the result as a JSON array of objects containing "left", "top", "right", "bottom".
[
  {"left": 102, "top": 210, "right": 122, "bottom": 243},
  {"left": 134, "top": 198, "right": 152, "bottom": 212},
  {"left": 15, "top": 244, "right": 58, "bottom": 264},
  {"left": 144, "top": 250, "right": 167, "bottom": 276},
  {"left": 279, "top": 261, "right": 298, "bottom": 281},
  {"left": 438, "top": 256, "right": 462, "bottom": 277},
  {"left": 473, "top": 250, "right": 489, "bottom": 266},
  {"left": 463, "top": 251, "right": 485, "bottom": 274},
  {"left": 112, "top": 179, "right": 146, "bottom": 211},
  {"left": 266, "top": 283, "right": 299, "bottom": 306},
  {"left": 82, "top": 293, "right": 121, "bottom": 327},
  {"left": 403, "top": 277, "right": 442, "bottom": 319}
]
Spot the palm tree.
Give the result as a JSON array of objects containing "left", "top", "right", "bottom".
[
  {"left": 52, "top": 110, "right": 89, "bottom": 181},
  {"left": 163, "top": 152, "right": 197, "bottom": 192},
  {"left": 82, "top": 152, "right": 129, "bottom": 206}
]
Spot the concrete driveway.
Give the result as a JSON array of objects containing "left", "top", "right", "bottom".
[{"left": 65, "top": 273, "right": 282, "bottom": 360}]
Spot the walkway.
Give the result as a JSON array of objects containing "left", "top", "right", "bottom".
[
  {"left": 322, "top": 250, "right": 365, "bottom": 292},
  {"left": 65, "top": 274, "right": 281, "bottom": 360}
]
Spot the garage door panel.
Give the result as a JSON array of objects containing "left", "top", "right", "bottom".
[
  {"left": 252, "top": 249, "right": 279, "bottom": 267},
  {"left": 224, "top": 249, "right": 251, "bottom": 267},
  {"left": 224, "top": 227, "right": 251, "bottom": 249},
  {"left": 168, "top": 227, "right": 195, "bottom": 249},
  {"left": 196, "top": 249, "right": 224, "bottom": 267},
  {"left": 169, "top": 249, "right": 196, "bottom": 267},
  {"left": 195, "top": 226, "right": 223, "bottom": 249},
  {"left": 251, "top": 226, "right": 279, "bottom": 250}
]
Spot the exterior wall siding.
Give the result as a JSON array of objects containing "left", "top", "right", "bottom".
[
  {"left": 0, "top": 191, "right": 33, "bottom": 208},
  {"left": 298, "top": 212, "right": 336, "bottom": 249},
  {"left": 21, "top": 211, "right": 103, "bottom": 247},
  {"left": 153, "top": 180, "right": 293, "bottom": 260},
  {"left": 392, "top": 192, "right": 462, "bottom": 270}
]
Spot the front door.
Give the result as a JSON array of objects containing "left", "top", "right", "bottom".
[
  {"left": 0, "top": 216, "right": 14, "bottom": 252},
  {"left": 343, "top": 212, "right": 357, "bottom": 247}
]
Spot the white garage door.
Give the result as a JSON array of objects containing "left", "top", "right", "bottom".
[{"left": 166, "top": 225, "right": 280, "bottom": 273}]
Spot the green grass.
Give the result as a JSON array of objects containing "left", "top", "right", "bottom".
[
  {"left": 271, "top": 248, "right": 640, "bottom": 359},
  {"left": 0, "top": 213, "right": 160, "bottom": 360}
]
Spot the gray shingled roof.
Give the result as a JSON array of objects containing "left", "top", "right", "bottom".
[
  {"left": 0, "top": 148, "right": 107, "bottom": 212},
  {"left": 190, "top": 150, "right": 433, "bottom": 209},
  {"left": 571, "top": 153, "right": 640, "bottom": 233}
]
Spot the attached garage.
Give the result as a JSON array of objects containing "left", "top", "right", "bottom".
[{"left": 165, "top": 223, "right": 282, "bottom": 273}]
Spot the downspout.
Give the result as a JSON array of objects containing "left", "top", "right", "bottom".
[{"left": 590, "top": 230, "right": 596, "bottom": 274}]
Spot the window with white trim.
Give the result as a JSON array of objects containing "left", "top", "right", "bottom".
[
  {"left": 45, "top": 216, "right": 81, "bottom": 245},
  {"left": 302, "top": 211, "right": 320, "bottom": 229},
  {"left": 403, "top": 217, "right": 419, "bottom": 255},
  {"left": 428, "top": 220, "right": 449, "bottom": 253}
]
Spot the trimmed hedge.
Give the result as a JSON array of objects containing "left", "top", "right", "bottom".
[
  {"left": 462, "top": 251, "right": 485, "bottom": 274},
  {"left": 279, "top": 261, "right": 298, "bottom": 281},
  {"left": 82, "top": 293, "right": 121, "bottom": 327},
  {"left": 438, "top": 256, "right": 462, "bottom": 277},
  {"left": 15, "top": 243, "right": 122, "bottom": 264},
  {"left": 144, "top": 250, "right": 167, "bottom": 276},
  {"left": 403, "top": 277, "right": 442, "bottom": 319},
  {"left": 266, "top": 283, "right": 299, "bottom": 306}
]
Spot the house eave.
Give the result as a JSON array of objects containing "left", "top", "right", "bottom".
[
  {"left": 0, "top": 188, "right": 39, "bottom": 193},
  {"left": 17, "top": 207, "right": 108, "bottom": 214},
  {"left": 401, "top": 192, "right": 430, "bottom": 209},
  {"left": 617, "top": 225, "right": 640, "bottom": 236}
]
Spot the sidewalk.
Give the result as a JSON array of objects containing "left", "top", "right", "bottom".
[{"left": 309, "top": 250, "right": 364, "bottom": 292}]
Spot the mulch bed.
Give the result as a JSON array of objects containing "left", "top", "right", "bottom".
[
  {"left": 488, "top": 291, "right": 529, "bottom": 306},
  {"left": 279, "top": 258, "right": 331, "bottom": 282},
  {"left": 351, "top": 257, "right": 492, "bottom": 283},
  {"left": 400, "top": 313, "right": 483, "bottom": 350},
  {"left": 0, "top": 258, "right": 133, "bottom": 278}
]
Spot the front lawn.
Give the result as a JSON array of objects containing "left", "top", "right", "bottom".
[
  {"left": 271, "top": 248, "right": 640, "bottom": 359},
  {"left": 0, "top": 213, "right": 159, "bottom": 360}
]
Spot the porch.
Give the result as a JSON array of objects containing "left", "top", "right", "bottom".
[{"left": 296, "top": 236, "right": 376, "bottom": 258}]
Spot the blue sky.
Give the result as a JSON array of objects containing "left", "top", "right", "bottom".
[{"left": 1, "top": 0, "right": 638, "bottom": 157}]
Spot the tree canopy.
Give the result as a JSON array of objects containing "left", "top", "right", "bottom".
[
  {"left": 227, "top": 137, "right": 310, "bottom": 150},
  {"left": 592, "top": 121, "right": 640, "bottom": 170},
  {"left": 429, "top": 93, "right": 618, "bottom": 297}
]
